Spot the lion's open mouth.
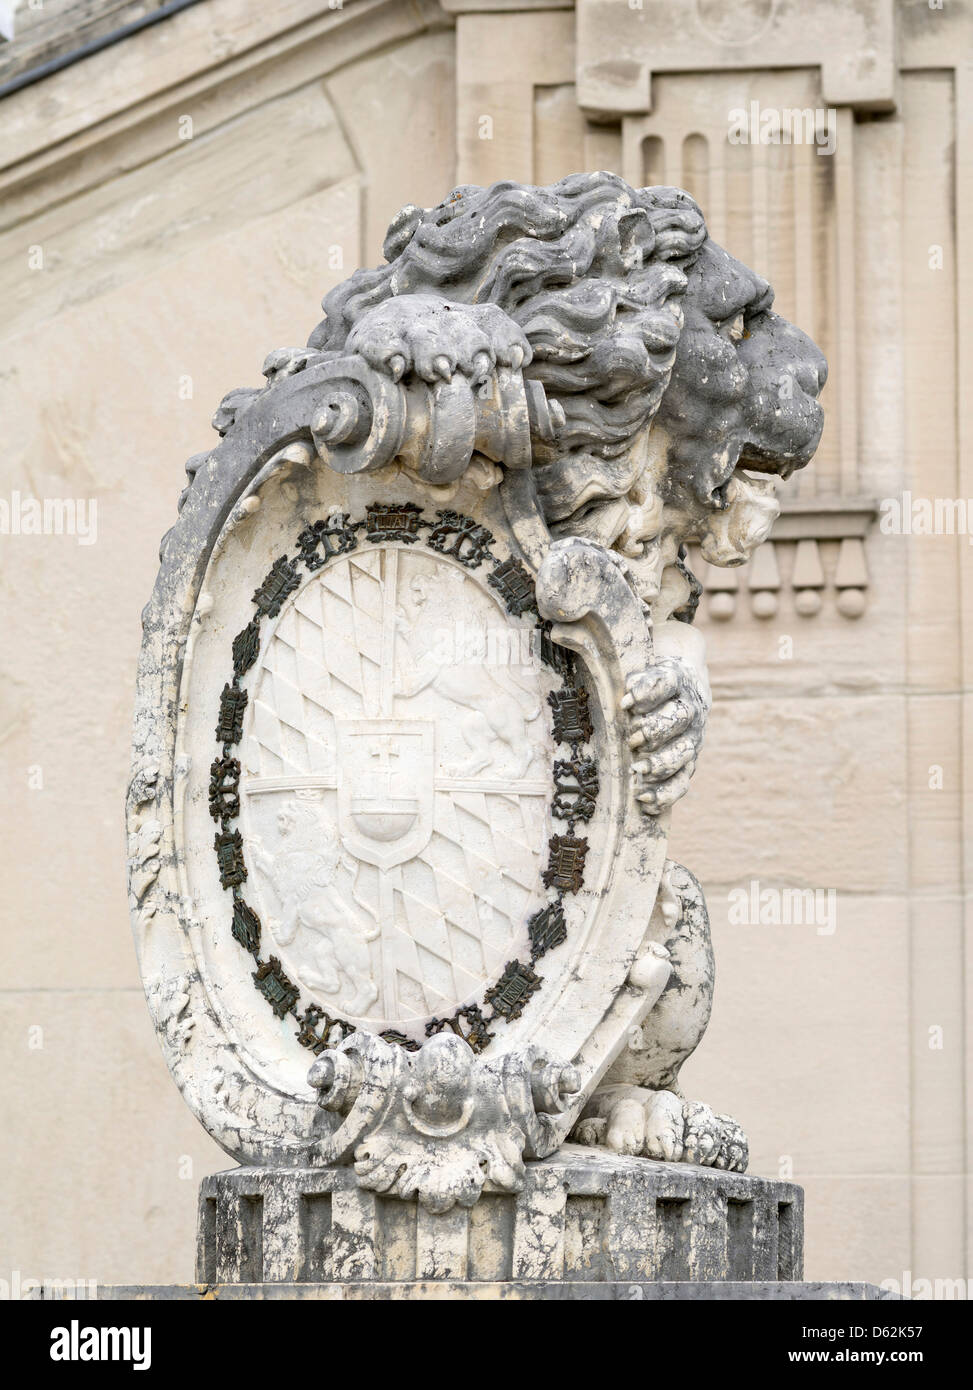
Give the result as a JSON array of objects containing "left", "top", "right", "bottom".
[
  {"left": 713, "top": 464, "right": 779, "bottom": 509},
  {"left": 710, "top": 422, "right": 821, "bottom": 507}
]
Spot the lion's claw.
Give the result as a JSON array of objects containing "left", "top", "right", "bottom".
[{"left": 347, "top": 293, "right": 531, "bottom": 386}]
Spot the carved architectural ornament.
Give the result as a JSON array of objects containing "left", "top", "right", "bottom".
[{"left": 129, "top": 171, "right": 825, "bottom": 1208}]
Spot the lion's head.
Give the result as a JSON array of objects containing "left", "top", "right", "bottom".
[{"left": 306, "top": 172, "right": 826, "bottom": 600}]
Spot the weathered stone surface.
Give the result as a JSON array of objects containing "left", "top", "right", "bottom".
[
  {"left": 8, "top": 0, "right": 970, "bottom": 1296},
  {"left": 576, "top": 0, "right": 896, "bottom": 118},
  {"left": 195, "top": 1147, "right": 804, "bottom": 1285},
  {"left": 49, "top": 1280, "right": 897, "bottom": 1301},
  {"left": 128, "top": 169, "right": 827, "bottom": 1222}
]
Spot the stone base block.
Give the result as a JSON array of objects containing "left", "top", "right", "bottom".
[
  {"left": 196, "top": 1143, "right": 804, "bottom": 1286},
  {"left": 78, "top": 1280, "right": 897, "bottom": 1301}
]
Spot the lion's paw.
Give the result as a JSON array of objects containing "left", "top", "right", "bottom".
[
  {"left": 347, "top": 294, "right": 531, "bottom": 385},
  {"left": 643, "top": 1087, "right": 686, "bottom": 1163},
  {"left": 604, "top": 1097, "right": 647, "bottom": 1156},
  {"left": 680, "top": 1099, "right": 748, "bottom": 1171},
  {"left": 573, "top": 1086, "right": 748, "bottom": 1173},
  {"left": 572, "top": 1116, "right": 607, "bottom": 1147}
]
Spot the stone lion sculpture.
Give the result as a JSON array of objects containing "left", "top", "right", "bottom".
[{"left": 210, "top": 171, "right": 826, "bottom": 1172}]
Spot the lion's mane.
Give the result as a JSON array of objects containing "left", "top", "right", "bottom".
[{"left": 307, "top": 172, "right": 707, "bottom": 526}]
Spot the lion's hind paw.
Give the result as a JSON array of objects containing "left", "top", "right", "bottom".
[{"left": 573, "top": 1086, "right": 749, "bottom": 1173}]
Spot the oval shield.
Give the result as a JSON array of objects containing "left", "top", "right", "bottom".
[{"left": 130, "top": 320, "right": 672, "bottom": 1193}]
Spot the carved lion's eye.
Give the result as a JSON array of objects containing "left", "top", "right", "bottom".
[{"left": 726, "top": 312, "right": 746, "bottom": 344}]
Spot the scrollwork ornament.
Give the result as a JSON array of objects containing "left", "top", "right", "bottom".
[{"left": 307, "top": 1031, "right": 580, "bottom": 1213}]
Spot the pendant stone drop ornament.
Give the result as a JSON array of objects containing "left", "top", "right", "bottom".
[{"left": 130, "top": 173, "right": 827, "bottom": 1290}]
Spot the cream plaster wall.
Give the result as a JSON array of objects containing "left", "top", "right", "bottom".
[{"left": 0, "top": 0, "right": 969, "bottom": 1292}]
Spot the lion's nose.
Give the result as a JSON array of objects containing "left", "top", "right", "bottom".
[{"left": 794, "top": 337, "right": 828, "bottom": 397}]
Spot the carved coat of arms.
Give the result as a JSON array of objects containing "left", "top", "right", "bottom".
[
  {"left": 129, "top": 172, "right": 825, "bottom": 1210},
  {"left": 238, "top": 537, "right": 562, "bottom": 1037}
]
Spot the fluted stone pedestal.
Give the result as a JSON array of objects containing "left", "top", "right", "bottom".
[{"left": 196, "top": 1145, "right": 803, "bottom": 1288}]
